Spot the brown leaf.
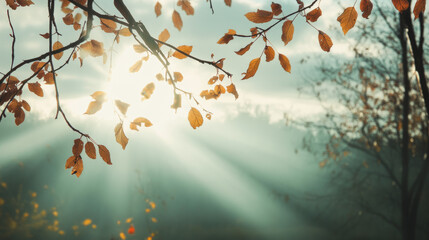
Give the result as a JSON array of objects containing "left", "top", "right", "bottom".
[
  {"left": 360, "top": 0, "right": 373, "bottom": 18},
  {"left": 130, "top": 117, "right": 153, "bottom": 131},
  {"left": 71, "top": 156, "right": 83, "bottom": 177},
  {"left": 53, "top": 41, "right": 64, "bottom": 60},
  {"left": 224, "top": 0, "right": 231, "bottom": 6},
  {"left": 44, "top": 72, "right": 55, "bottom": 84},
  {"left": 318, "top": 31, "right": 333, "bottom": 52},
  {"left": 178, "top": 0, "right": 194, "bottom": 15},
  {"left": 141, "top": 82, "right": 155, "bottom": 100},
  {"left": 242, "top": 58, "right": 261, "bottom": 80},
  {"left": 174, "top": 72, "right": 183, "bottom": 82},
  {"left": 129, "top": 60, "right": 143, "bottom": 73},
  {"left": 21, "top": 100, "right": 31, "bottom": 111},
  {"left": 28, "top": 82, "right": 43, "bottom": 97},
  {"left": 156, "top": 73, "right": 164, "bottom": 81},
  {"left": 98, "top": 145, "right": 112, "bottom": 165},
  {"left": 80, "top": 40, "right": 104, "bottom": 57},
  {"left": 115, "top": 123, "right": 128, "bottom": 150},
  {"left": 217, "top": 29, "right": 236, "bottom": 44},
  {"left": 227, "top": 83, "right": 239, "bottom": 99},
  {"left": 413, "top": 0, "right": 426, "bottom": 19},
  {"left": 158, "top": 29, "right": 170, "bottom": 47},
  {"left": 235, "top": 42, "right": 253, "bottom": 55},
  {"left": 100, "top": 18, "right": 117, "bottom": 33},
  {"left": 171, "top": 93, "right": 181, "bottom": 111},
  {"left": 155, "top": 1, "right": 162, "bottom": 17},
  {"left": 271, "top": 2, "right": 282, "bottom": 16},
  {"left": 115, "top": 99, "right": 130, "bottom": 115},
  {"left": 264, "top": 46, "right": 275, "bottom": 62},
  {"left": 281, "top": 20, "right": 294, "bottom": 45},
  {"left": 14, "top": 107, "right": 25, "bottom": 126},
  {"left": 65, "top": 156, "right": 76, "bottom": 169},
  {"left": 40, "top": 33, "right": 50, "bottom": 39},
  {"left": 172, "top": 10, "right": 183, "bottom": 31},
  {"left": 250, "top": 27, "right": 258, "bottom": 38},
  {"left": 214, "top": 84, "right": 226, "bottom": 95},
  {"left": 72, "top": 139, "right": 84, "bottom": 156},
  {"left": 84, "top": 101, "right": 102, "bottom": 114},
  {"left": 133, "top": 44, "right": 147, "bottom": 53},
  {"left": 85, "top": 142, "right": 96, "bottom": 159},
  {"left": 392, "top": 0, "right": 409, "bottom": 12},
  {"left": 173, "top": 45, "right": 193, "bottom": 59},
  {"left": 245, "top": 9, "right": 273, "bottom": 23},
  {"left": 31, "top": 61, "right": 45, "bottom": 72},
  {"left": 63, "top": 13, "right": 74, "bottom": 25},
  {"left": 306, "top": 7, "right": 322, "bottom": 22},
  {"left": 279, "top": 54, "right": 291, "bottom": 73},
  {"left": 188, "top": 107, "right": 203, "bottom": 129},
  {"left": 119, "top": 28, "right": 132, "bottom": 36},
  {"left": 337, "top": 7, "right": 358, "bottom": 35}
]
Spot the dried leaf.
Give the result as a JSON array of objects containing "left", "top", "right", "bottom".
[
  {"left": 21, "top": 100, "right": 31, "bottom": 111},
  {"left": 217, "top": 29, "right": 236, "bottom": 44},
  {"left": 271, "top": 2, "right": 282, "bottom": 16},
  {"left": 224, "top": 0, "right": 231, "bottom": 6},
  {"left": 129, "top": 60, "right": 143, "bottom": 72},
  {"left": 155, "top": 1, "right": 162, "bottom": 17},
  {"left": 242, "top": 58, "right": 261, "bottom": 80},
  {"left": 413, "top": 0, "right": 426, "bottom": 19},
  {"left": 119, "top": 232, "right": 126, "bottom": 240},
  {"left": 245, "top": 9, "right": 273, "bottom": 23},
  {"left": 214, "top": 84, "right": 226, "bottom": 95},
  {"left": 130, "top": 117, "right": 153, "bottom": 131},
  {"left": 392, "top": 0, "right": 409, "bottom": 12},
  {"left": 359, "top": 0, "right": 373, "bottom": 18},
  {"left": 227, "top": 83, "right": 239, "bottom": 99},
  {"left": 174, "top": 72, "right": 183, "bottom": 82},
  {"left": 44, "top": 72, "right": 55, "bottom": 84},
  {"left": 158, "top": 29, "right": 170, "bottom": 47},
  {"left": 82, "top": 219, "right": 92, "bottom": 226},
  {"left": 84, "top": 101, "right": 102, "bottom": 114},
  {"left": 318, "top": 31, "right": 333, "bottom": 52},
  {"left": 128, "top": 224, "right": 135, "bottom": 234},
  {"left": 100, "top": 18, "right": 117, "bottom": 33},
  {"left": 337, "top": 7, "right": 358, "bottom": 35},
  {"left": 172, "top": 45, "right": 193, "bottom": 59},
  {"left": 119, "top": 28, "right": 132, "bottom": 36},
  {"left": 63, "top": 13, "right": 74, "bottom": 25},
  {"left": 188, "top": 107, "right": 203, "bottom": 129},
  {"left": 279, "top": 54, "right": 291, "bottom": 73},
  {"left": 115, "top": 99, "right": 130, "bottom": 115},
  {"left": 281, "top": 20, "right": 294, "bottom": 45},
  {"left": 40, "top": 33, "right": 50, "bottom": 39},
  {"left": 264, "top": 46, "right": 275, "bottom": 62},
  {"left": 235, "top": 42, "right": 253, "bottom": 55},
  {"left": 53, "top": 41, "right": 64, "bottom": 60},
  {"left": 141, "top": 82, "right": 155, "bottom": 100},
  {"left": 30, "top": 61, "right": 45, "bottom": 72},
  {"left": 85, "top": 142, "right": 96, "bottom": 159},
  {"left": 171, "top": 93, "right": 181, "bottom": 111},
  {"left": 28, "top": 82, "right": 44, "bottom": 97},
  {"left": 14, "top": 107, "right": 25, "bottom": 126},
  {"left": 65, "top": 156, "right": 76, "bottom": 169},
  {"left": 172, "top": 10, "right": 183, "bottom": 31},
  {"left": 72, "top": 138, "right": 84, "bottom": 156},
  {"left": 115, "top": 123, "right": 128, "bottom": 150},
  {"left": 306, "top": 7, "right": 322, "bottom": 22},
  {"left": 98, "top": 145, "right": 112, "bottom": 165},
  {"left": 80, "top": 40, "right": 104, "bottom": 57},
  {"left": 71, "top": 156, "right": 83, "bottom": 177},
  {"left": 133, "top": 44, "right": 147, "bottom": 53},
  {"left": 91, "top": 91, "right": 107, "bottom": 102},
  {"left": 178, "top": 0, "right": 194, "bottom": 15}
]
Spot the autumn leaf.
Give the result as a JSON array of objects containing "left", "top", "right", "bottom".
[
  {"left": 21, "top": 100, "right": 31, "bottom": 111},
  {"left": 360, "top": 0, "right": 373, "bottom": 19},
  {"left": 84, "top": 101, "right": 102, "bottom": 114},
  {"left": 82, "top": 219, "right": 92, "bottom": 226},
  {"left": 133, "top": 44, "right": 147, "bottom": 53},
  {"left": 63, "top": 13, "right": 74, "bottom": 25},
  {"left": 71, "top": 156, "right": 83, "bottom": 177},
  {"left": 319, "top": 159, "right": 327, "bottom": 168},
  {"left": 44, "top": 72, "right": 54, "bottom": 84},
  {"left": 214, "top": 84, "right": 226, "bottom": 95},
  {"left": 208, "top": 76, "right": 218, "bottom": 85},
  {"left": 413, "top": 0, "right": 426, "bottom": 19},
  {"left": 178, "top": 0, "right": 194, "bottom": 15},
  {"left": 227, "top": 84, "right": 239, "bottom": 99},
  {"left": 224, "top": 0, "right": 231, "bottom": 6},
  {"left": 174, "top": 72, "right": 183, "bottom": 82},
  {"left": 306, "top": 7, "right": 322, "bottom": 22},
  {"left": 155, "top": 1, "right": 162, "bottom": 17},
  {"left": 115, "top": 99, "right": 130, "bottom": 115},
  {"left": 188, "top": 107, "right": 203, "bottom": 129},
  {"left": 264, "top": 46, "right": 275, "bottom": 62},
  {"left": 91, "top": 91, "right": 107, "bottom": 102},
  {"left": 100, "top": 18, "right": 117, "bottom": 33},
  {"left": 28, "top": 82, "right": 44, "bottom": 97},
  {"left": 217, "top": 29, "right": 236, "bottom": 44},
  {"left": 141, "top": 82, "right": 155, "bottom": 100},
  {"left": 172, "top": 10, "right": 183, "bottom": 31},
  {"left": 31, "top": 61, "right": 45, "bottom": 72},
  {"left": 279, "top": 54, "right": 291, "bottom": 73},
  {"left": 171, "top": 93, "right": 182, "bottom": 111},
  {"left": 98, "top": 145, "right": 112, "bottom": 165},
  {"left": 128, "top": 225, "right": 135, "bottom": 234},
  {"left": 281, "top": 20, "right": 294, "bottom": 45},
  {"left": 172, "top": 45, "right": 193, "bottom": 59},
  {"left": 53, "top": 41, "right": 64, "bottom": 60},
  {"left": 119, "top": 232, "right": 126, "bottom": 240},
  {"left": 337, "top": 7, "right": 358, "bottom": 35},
  {"left": 392, "top": 0, "right": 409, "bottom": 12},
  {"left": 80, "top": 40, "right": 104, "bottom": 57},
  {"left": 85, "top": 142, "right": 96, "bottom": 159},
  {"left": 119, "top": 28, "right": 132, "bottom": 36},
  {"left": 242, "top": 58, "right": 261, "bottom": 80},
  {"left": 235, "top": 42, "right": 253, "bottom": 55},
  {"left": 130, "top": 117, "right": 153, "bottom": 131},
  {"left": 158, "top": 29, "right": 170, "bottom": 47},
  {"left": 245, "top": 9, "right": 273, "bottom": 23},
  {"left": 318, "top": 31, "right": 333, "bottom": 52},
  {"left": 14, "top": 107, "right": 25, "bottom": 126},
  {"left": 271, "top": 2, "right": 282, "bottom": 16},
  {"left": 115, "top": 123, "right": 128, "bottom": 150},
  {"left": 40, "top": 33, "right": 50, "bottom": 39},
  {"left": 72, "top": 138, "right": 84, "bottom": 156},
  {"left": 129, "top": 60, "right": 143, "bottom": 73},
  {"left": 65, "top": 156, "right": 76, "bottom": 169}
]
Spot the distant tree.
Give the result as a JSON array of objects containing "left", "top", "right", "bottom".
[{"left": 300, "top": 2, "right": 428, "bottom": 240}]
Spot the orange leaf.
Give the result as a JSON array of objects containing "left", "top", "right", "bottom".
[
  {"left": 413, "top": 0, "right": 426, "bottom": 19},
  {"left": 227, "top": 83, "right": 239, "bottom": 99},
  {"left": 264, "top": 46, "right": 275, "bottom": 62},
  {"left": 63, "top": 13, "right": 74, "bottom": 25},
  {"left": 98, "top": 145, "right": 112, "bottom": 165},
  {"left": 235, "top": 42, "right": 253, "bottom": 55},
  {"left": 44, "top": 72, "right": 55, "bottom": 84},
  {"left": 119, "top": 232, "right": 126, "bottom": 240},
  {"left": 360, "top": 0, "right": 373, "bottom": 18},
  {"left": 128, "top": 225, "right": 135, "bottom": 235},
  {"left": 114, "top": 123, "right": 128, "bottom": 150},
  {"left": 82, "top": 219, "right": 92, "bottom": 226},
  {"left": 119, "top": 28, "right": 132, "bottom": 36},
  {"left": 130, "top": 117, "right": 152, "bottom": 131},
  {"left": 28, "top": 82, "right": 43, "bottom": 97},
  {"left": 392, "top": 0, "right": 409, "bottom": 11},
  {"left": 100, "top": 18, "right": 117, "bottom": 33},
  {"left": 214, "top": 84, "right": 226, "bottom": 95},
  {"left": 242, "top": 58, "right": 261, "bottom": 80},
  {"left": 271, "top": 2, "right": 282, "bottom": 16},
  {"left": 188, "top": 107, "right": 203, "bottom": 129},
  {"left": 84, "top": 101, "right": 102, "bottom": 114},
  {"left": 71, "top": 156, "right": 83, "bottom": 177},
  {"left": 318, "top": 31, "right": 333, "bottom": 52},
  {"left": 72, "top": 138, "right": 84, "bottom": 156},
  {"left": 114, "top": 99, "right": 129, "bottom": 115},
  {"left": 306, "top": 7, "right": 322, "bottom": 22},
  {"left": 53, "top": 41, "right": 64, "bottom": 60},
  {"left": 80, "top": 40, "right": 104, "bottom": 57},
  {"left": 129, "top": 60, "right": 143, "bottom": 73},
  {"left": 224, "top": 0, "right": 231, "bottom": 6},
  {"left": 217, "top": 29, "right": 236, "bottom": 44},
  {"left": 155, "top": 1, "right": 162, "bottom": 17},
  {"left": 281, "top": 20, "right": 294, "bottom": 45},
  {"left": 158, "top": 29, "right": 170, "bottom": 47},
  {"left": 245, "top": 9, "right": 273, "bottom": 23},
  {"left": 178, "top": 0, "right": 194, "bottom": 15},
  {"left": 172, "top": 45, "right": 193, "bottom": 59},
  {"left": 279, "top": 54, "right": 291, "bottom": 73},
  {"left": 172, "top": 10, "right": 183, "bottom": 31},
  {"left": 337, "top": 7, "right": 358, "bottom": 35},
  {"left": 21, "top": 100, "right": 31, "bottom": 111},
  {"left": 174, "top": 72, "right": 183, "bottom": 82},
  {"left": 85, "top": 142, "right": 96, "bottom": 159},
  {"left": 141, "top": 82, "right": 155, "bottom": 100},
  {"left": 65, "top": 156, "right": 76, "bottom": 169},
  {"left": 30, "top": 61, "right": 45, "bottom": 72}
]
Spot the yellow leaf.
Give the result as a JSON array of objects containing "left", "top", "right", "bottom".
[
  {"left": 91, "top": 91, "right": 107, "bottom": 102},
  {"left": 155, "top": 1, "right": 162, "bottom": 17},
  {"left": 149, "top": 201, "right": 156, "bottom": 209},
  {"left": 125, "top": 217, "right": 133, "bottom": 223},
  {"left": 129, "top": 60, "right": 143, "bottom": 73},
  {"left": 242, "top": 58, "right": 261, "bottom": 80},
  {"left": 44, "top": 72, "right": 55, "bottom": 84},
  {"left": 72, "top": 138, "right": 84, "bottom": 156},
  {"left": 235, "top": 42, "right": 253, "bottom": 56},
  {"left": 85, "top": 142, "right": 96, "bottom": 159},
  {"left": 141, "top": 82, "right": 155, "bottom": 100},
  {"left": 84, "top": 101, "right": 102, "bottom": 114},
  {"left": 80, "top": 40, "right": 104, "bottom": 57},
  {"left": 98, "top": 145, "right": 112, "bottom": 165},
  {"left": 188, "top": 107, "right": 203, "bottom": 129},
  {"left": 245, "top": 9, "right": 273, "bottom": 23},
  {"left": 318, "top": 31, "right": 333, "bottom": 52},
  {"left": 158, "top": 28, "right": 170, "bottom": 47},
  {"left": 281, "top": 20, "right": 294, "bottom": 45},
  {"left": 63, "top": 13, "right": 74, "bottom": 25},
  {"left": 279, "top": 54, "right": 291, "bottom": 73},
  {"left": 177, "top": 0, "right": 194, "bottom": 15},
  {"left": 264, "top": 46, "right": 275, "bottom": 62},
  {"left": 337, "top": 7, "right": 358, "bottom": 35},
  {"left": 172, "top": 10, "right": 183, "bottom": 31},
  {"left": 392, "top": 0, "right": 409, "bottom": 12},
  {"left": 173, "top": 45, "right": 193, "bottom": 59},
  {"left": 151, "top": 217, "right": 158, "bottom": 223},
  {"left": 130, "top": 117, "right": 153, "bottom": 131},
  {"left": 53, "top": 41, "right": 64, "bottom": 60},
  {"left": 82, "top": 219, "right": 92, "bottom": 226},
  {"left": 114, "top": 99, "right": 130, "bottom": 115},
  {"left": 119, "top": 28, "right": 132, "bottom": 36},
  {"left": 92, "top": 224, "right": 97, "bottom": 229},
  {"left": 306, "top": 7, "right": 322, "bottom": 22},
  {"left": 115, "top": 123, "right": 128, "bottom": 150},
  {"left": 227, "top": 83, "right": 239, "bottom": 99},
  {"left": 28, "top": 82, "right": 44, "bottom": 97},
  {"left": 119, "top": 232, "right": 126, "bottom": 240}
]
